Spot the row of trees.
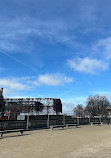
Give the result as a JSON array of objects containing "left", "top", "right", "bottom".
[{"left": 73, "top": 95, "right": 110, "bottom": 117}]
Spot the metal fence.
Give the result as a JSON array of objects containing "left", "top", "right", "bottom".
[{"left": 0, "top": 115, "right": 110, "bottom": 130}]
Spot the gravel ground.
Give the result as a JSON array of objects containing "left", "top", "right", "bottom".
[{"left": 0, "top": 125, "right": 111, "bottom": 158}]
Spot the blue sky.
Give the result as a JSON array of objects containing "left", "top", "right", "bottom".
[{"left": 0, "top": 0, "right": 111, "bottom": 114}]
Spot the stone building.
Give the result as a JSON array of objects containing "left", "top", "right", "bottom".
[
  {"left": 106, "top": 106, "right": 111, "bottom": 116},
  {"left": 0, "top": 88, "right": 62, "bottom": 115},
  {"left": 0, "top": 88, "right": 5, "bottom": 112},
  {"left": 0, "top": 88, "right": 3, "bottom": 99}
]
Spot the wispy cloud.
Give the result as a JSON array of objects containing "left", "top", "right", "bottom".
[
  {"left": 93, "top": 37, "right": 111, "bottom": 60},
  {"left": 0, "top": 17, "right": 72, "bottom": 52},
  {"left": 0, "top": 1, "right": 102, "bottom": 54},
  {"left": 68, "top": 57, "right": 109, "bottom": 74},
  {"left": 0, "top": 0, "right": 110, "bottom": 54},
  {"left": 38, "top": 73, "right": 73, "bottom": 86},
  {"left": 0, "top": 66, "right": 8, "bottom": 73},
  {"left": 91, "top": 90, "right": 111, "bottom": 96}
]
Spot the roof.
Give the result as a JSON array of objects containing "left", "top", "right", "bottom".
[{"left": 106, "top": 106, "right": 111, "bottom": 110}]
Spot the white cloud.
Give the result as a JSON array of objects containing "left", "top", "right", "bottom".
[
  {"left": 0, "top": 77, "right": 36, "bottom": 97},
  {"left": 0, "top": 74, "right": 73, "bottom": 93},
  {"left": 38, "top": 73, "right": 73, "bottom": 86},
  {"left": 93, "top": 37, "right": 111, "bottom": 60},
  {"left": 68, "top": 57, "right": 109, "bottom": 74},
  {"left": 0, "top": 74, "right": 73, "bottom": 97},
  {"left": 0, "top": 78, "right": 31, "bottom": 90}
]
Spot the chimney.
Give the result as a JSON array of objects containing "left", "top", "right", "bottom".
[{"left": 0, "top": 88, "right": 3, "bottom": 98}]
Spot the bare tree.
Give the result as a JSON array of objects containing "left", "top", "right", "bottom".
[
  {"left": 73, "top": 104, "right": 84, "bottom": 117},
  {"left": 34, "top": 102, "right": 44, "bottom": 114},
  {"left": 85, "top": 96, "right": 98, "bottom": 117},
  {"left": 53, "top": 99, "right": 62, "bottom": 115},
  {"left": 85, "top": 95, "right": 110, "bottom": 117},
  {"left": 45, "top": 100, "right": 52, "bottom": 115},
  {"left": 99, "top": 96, "right": 110, "bottom": 116}
]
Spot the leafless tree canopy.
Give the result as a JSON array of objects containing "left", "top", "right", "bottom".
[
  {"left": 34, "top": 102, "right": 44, "bottom": 113},
  {"left": 73, "top": 104, "right": 84, "bottom": 117},
  {"left": 73, "top": 95, "right": 110, "bottom": 117},
  {"left": 85, "top": 95, "right": 110, "bottom": 117},
  {"left": 53, "top": 99, "right": 62, "bottom": 114}
]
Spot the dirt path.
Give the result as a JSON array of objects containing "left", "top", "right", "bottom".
[{"left": 0, "top": 125, "right": 111, "bottom": 158}]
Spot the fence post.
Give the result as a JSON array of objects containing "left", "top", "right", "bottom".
[
  {"left": 89, "top": 116, "right": 90, "bottom": 124},
  {"left": 26, "top": 114, "right": 29, "bottom": 130},
  {"left": 47, "top": 114, "right": 49, "bottom": 128},
  {"left": 63, "top": 115, "right": 65, "bottom": 126},
  {"left": 77, "top": 117, "right": 79, "bottom": 125},
  {"left": 99, "top": 116, "right": 101, "bottom": 122}
]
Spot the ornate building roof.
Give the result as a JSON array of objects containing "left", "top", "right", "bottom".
[{"left": 106, "top": 106, "right": 111, "bottom": 110}]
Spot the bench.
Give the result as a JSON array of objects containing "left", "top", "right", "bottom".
[
  {"left": 66, "top": 124, "right": 78, "bottom": 128},
  {"left": 0, "top": 129, "right": 30, "bottom": 138},
  {"left": 90, "top": 122, "right": 103, "bottom": 126},
  {"left": 50, "top": 124, "right": 78, "bottom": 130},
  {"left": 50, "top": 125, "right": 65, "bottom": 130}
]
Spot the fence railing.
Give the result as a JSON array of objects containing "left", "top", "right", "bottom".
[{"left": 0, "top": 115, "right": 110, "bottom": 130}]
